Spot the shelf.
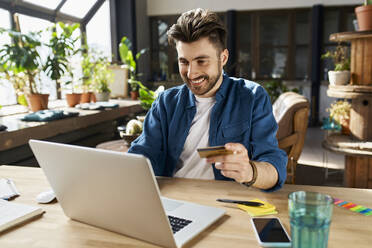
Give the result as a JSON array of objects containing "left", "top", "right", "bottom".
[
  {"left": 327, "top": 84, "right": 372, "bottom": 99},
  {"left": 330, "top": 31, "right": 372, "bottom": 42},
  {"left": 322, "top": 133, "right": 372, "bottom": 157}
]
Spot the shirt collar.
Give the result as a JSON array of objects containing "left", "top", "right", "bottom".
[{"left": 215, "top": 72, "right": 229, "bottom": 101}]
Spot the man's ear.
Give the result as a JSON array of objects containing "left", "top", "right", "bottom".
[{"left": 221, "top": 49, "right": 229, "bottom": 66}]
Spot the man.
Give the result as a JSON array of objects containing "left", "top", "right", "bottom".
[{"left": 128, "top": 8, "right": 287, "bottom": 191}]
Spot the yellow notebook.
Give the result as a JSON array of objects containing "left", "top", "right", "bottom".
[{"left": 237, "top": 199, "right": 277, "bottom": 216}]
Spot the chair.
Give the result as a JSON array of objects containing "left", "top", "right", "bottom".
[{"left": 272, "top": 92, "right": 310, "bottom": 184}]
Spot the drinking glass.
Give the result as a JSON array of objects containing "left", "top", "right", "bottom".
[{"left": 288, "top": 191, "right": 333, "bottom": 248}]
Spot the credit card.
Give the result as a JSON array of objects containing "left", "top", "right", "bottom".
[{"left": 197, "top": 146, "right": 234, "bottom": 158}]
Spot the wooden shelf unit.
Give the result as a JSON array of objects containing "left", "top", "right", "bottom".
[{"left": 325, "top": 31, "right": 372, "bottom": 188}]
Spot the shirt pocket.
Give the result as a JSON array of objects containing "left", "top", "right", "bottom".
[{"left": 222, "top": 120, "right": 250, "bottom": 142}]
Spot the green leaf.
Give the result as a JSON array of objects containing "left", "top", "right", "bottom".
[
  {"left": 17, "top": 94, "right": 28, "bottom": 106},
  {"left": 136, "top": 48, "right": 148, "bottom": 60}
]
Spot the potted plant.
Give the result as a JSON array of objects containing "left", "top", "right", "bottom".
[
  {"left": 92, "top": 57, "right": 114, "bottom": 101},
  {"left": 44, "top": 22, "right": 81, "bottom": 107},
  {"left": 0, "top": 28, "right": 47, "bottom": 112},
  {"left": 119, "top": 36, "right": 148, "bottom": 100},
  {"left": 327, "top": 100, "right": 351, "bottom": 135},
  {"left": 322, "top": 44, "right": 350, "bottom": 85},
  {"left": 355, "top": 0, "right": 372, "bottom": 31},
  {"left": 136, "top": 82, "right": 164, "bottom": 110},
  {"left": 260, "top": 79, "right": 299, "bottom": 103},
  {"left": 128, "top": 79, "right": 140, "bottom": 100},
  {"left": 80, "top": 47, "right": 96, "bottom": 103}
]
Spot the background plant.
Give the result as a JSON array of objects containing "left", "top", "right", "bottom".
[
  {"left": 260, "top": 79, "right": 299, "bottom": 103},
  {"left": 327, "top": 100, "right": 351, "bottom": 124},
  {"left": 80, "top": 46, "right": 96, "bottom": 92},
  {"left": 92, "top": 57, "right": 114, "bottom": 93},
  {"left": 321, "top": 44, "right": 350, "bottom": 71},
  {"left": 80, "top": 46, "right": 113, "bottom": 93},
  {"left": 0, "top": 28, "right": 42, "bottom": 95},
  {"left": 118, "top": 36, "right": 148, "bottom": 92},
  {"left": 43, "top": 22, "right": 80, "bottom": 95},
  {"left": 137, "top": 83, "right": 164, "bottom": 110}
]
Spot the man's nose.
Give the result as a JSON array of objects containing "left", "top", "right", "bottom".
[{"left": 187, "top": 63, "right": 198, "bottom": 79}]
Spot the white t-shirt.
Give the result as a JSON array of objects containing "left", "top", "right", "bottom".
[{"left": 174, "top": 96, "right": 216, "bottom": 179}]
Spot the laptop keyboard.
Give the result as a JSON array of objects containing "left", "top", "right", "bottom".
[{"left": 168, "top": 215, "right": 192, "bottom": 234}]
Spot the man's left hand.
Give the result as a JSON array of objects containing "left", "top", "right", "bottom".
[{"left": 206, "top": 143, "right": 253, "bottom": 183}]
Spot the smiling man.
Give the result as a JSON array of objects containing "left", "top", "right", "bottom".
[{"left": 128, "top": 8, "right": 287, "bottom": 191}]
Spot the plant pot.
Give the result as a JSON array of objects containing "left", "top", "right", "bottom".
[
  {"left": 95, "top": 92, "right": 110, "bottom": 102},
  {"left": 355, "top": 5, "right": 372, "bottom": 31},
  {"left": 26, "top": 93, "right": 49, "bottom": 112},
  {"left": 328, "top": 71, "right": 350, "bottom": 85},
  {"left": 80, "top": 92, "right": 96, "bottom": 103},
  {"left": 65, "top": 93, "right": 82, "bottom": 107},
  {"left": 130, "top": 91, "right": 139, "bottom": 100},
  {"left": 340, "top": 117, "right": 351, "bottom": 135}
]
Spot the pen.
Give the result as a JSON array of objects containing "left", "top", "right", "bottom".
[{"left": 217, "top": 199, "right": 264, "bottom": 207}]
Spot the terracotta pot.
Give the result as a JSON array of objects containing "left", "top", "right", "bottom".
[
  {"left": 130, "top": 91, "right": 139, "bottom": 100},
  {"left": 91, "top": 92, "right": 96, "bottom": 103},
  {"left": 26, "top": 93, "right": 49, "bottom": 112},
  {"left": 340, "top": 117, "right": 351, "bottom": 135},
  {"left": 80, "top": 92, "right": 96, "bottom": 103},
  {"left": 355, "top": 5, "right": 372, "bottom": 31},
  {"left": 65, "top": 93, "right": 82, "bottom": 107}
]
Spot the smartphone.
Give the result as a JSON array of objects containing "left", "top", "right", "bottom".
[
  {"left": 251, "top": 217, "right": 291, "bottom": 247},
  {"left": 197, "top": 146, "right": 233, "bottom": 158}
]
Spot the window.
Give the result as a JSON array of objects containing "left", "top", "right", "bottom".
[
  {"left": 236, "top": 14, "right": 251, "bottom": 79},
  {"left": 0, "top": 8, "right": 14, "bottom": 106},
  {"left": 150, "top": 16, "right": 177, "bottom": 82},
  {"left": 295, "top": 11, "right": 310, "bottom": 79},
  {"left": 259, "top": 12, "right": 289, "bottom": 79},
  {"left": 60, "top": 0, "right": 97, "bottom": 18},
  {"left": 86, "top": 0, "right": 111, "bottom": 60},
  {"left": 236, "top": 9, "right": 311, "bottom": 81}
]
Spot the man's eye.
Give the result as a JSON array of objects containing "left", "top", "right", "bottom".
[
  {"left": 179, "top": 60, "right": 188, "bottom": 65},
  {"left": 197, "top": 60, "right": 206, "bottom": 65}
]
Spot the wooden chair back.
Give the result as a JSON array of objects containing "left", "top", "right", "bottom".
[{"left": 272, "top": 92, "right": 310, "bottom": 184}]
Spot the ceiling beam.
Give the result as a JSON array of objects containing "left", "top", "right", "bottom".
[
  {"left": 55, "top": 0, "right": 67, "bottom": 13},
  {"left": 81, "top": 0, "right": 105, "bottom": 26},
  {"left": 0, "top": 0, "right": 82, "bottom": 24}
]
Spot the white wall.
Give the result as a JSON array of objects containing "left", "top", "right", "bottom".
[{"left": 147, "top": 0, "right": 360, "bottom": 16}]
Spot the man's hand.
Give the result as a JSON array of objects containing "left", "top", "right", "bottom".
[{"left": 206, "top": 143, "right": 253, "bottom": 183}]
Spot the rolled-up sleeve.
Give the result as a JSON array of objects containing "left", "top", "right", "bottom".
[{"left": 250, "top": 86, "right": 288, "bottom": 192}]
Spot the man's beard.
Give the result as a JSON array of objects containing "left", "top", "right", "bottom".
[{"left": 182, "top": 61, "right": 222, "bottom": 96}]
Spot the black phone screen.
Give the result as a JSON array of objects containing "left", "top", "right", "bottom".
[{"left": 252, "top": 218, "right": 290, "bottom": 243}]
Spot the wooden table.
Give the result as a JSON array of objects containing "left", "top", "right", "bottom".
[
  {"left": 0, "top": 100, "right": 142, "bottom": 165},
  {"left": 96, "top": 139, "right": 129, "bottom": 152},
  {"left": 1, "top": 165, "right": 372, "bottom": 248}
]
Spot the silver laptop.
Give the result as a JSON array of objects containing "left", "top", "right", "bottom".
[{"left": 29, "top": 139, "right": 225, "bottom": 248}]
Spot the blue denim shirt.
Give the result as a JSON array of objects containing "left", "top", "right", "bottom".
[{"left": 128, "top": 74, "right": 287, "bottom": 191}]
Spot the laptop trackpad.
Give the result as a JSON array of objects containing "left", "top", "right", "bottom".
[{"left": 162, "top": 198, "right": 184, "bottom": 212}]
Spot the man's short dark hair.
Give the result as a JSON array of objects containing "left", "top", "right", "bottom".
[{"left": 167, "top": 8, "right": 227, "bottom": 53}]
